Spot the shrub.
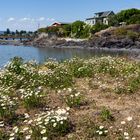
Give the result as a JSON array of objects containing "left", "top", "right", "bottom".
[
  {"left": 8, "top": 108, "right": 70, "bottom": 140},
  {"left": 19, "top": 87, "right": 45, "bottom": 109},
  {"left": 63, "top": 88, "right": 83, "bottom": 108},
  {"left": 44, "top": 66, "right": 73, "bottom": 89},
  {"left": 100, "top": 107, "right": 114, "bottom": 121},
  {"left": 0, "top": 93, "right": 17, "bottom": 119},
  {"left": 114, "top": 28, "right": 127, "bottom": 36}
]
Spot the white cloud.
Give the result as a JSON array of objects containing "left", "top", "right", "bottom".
[
  {"left": 47, "top": 18, "right": 55, "bottom": 22},
  {"left": 8, "top": 17, "right": 15, "bottom": 22},
  {"left": 20, "top": 17, "right": 31, "bottom": 21},
  {"left": 38, "top": 17, "right": 45, "bottom": 21}
]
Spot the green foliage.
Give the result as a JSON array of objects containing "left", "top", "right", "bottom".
[
  {"left": 63, "top": 88, "right": 83, "bottom": 108},
  {"left": 71, "top": 21, "right": 86, "bottom": 38},
  {"left": 91, "top": 23, "right": 108, "bottom": 34},
  {"left": 100, "top": 107, "right": 114, "bottom": 121},
  {"left": 114, "top": 28, "right": 128, "bottom": 36},
  {"left": 44, "top": 66, "right": 73, "bottom": 89},
  {"left": 109, "top": 8, "right": 140, "bottom": 26},
  {"left": 114, "top": 27, "right": 139, "bottom": 40},
  {"left": 127, "top": 31, "right": 139, "bottom": 41},
  {"left": 127, "top": 14, "right": 140, "bottom": 24},
  {"left": 20, "top": 87, "right": 45, "bottom": 109},
  {"left": 65, "top": 57, "right": 94, "bottom": 78}
]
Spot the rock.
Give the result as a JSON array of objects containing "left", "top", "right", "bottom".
[{"left": 23, "top": 24, "right": 140, "bottom": 49}]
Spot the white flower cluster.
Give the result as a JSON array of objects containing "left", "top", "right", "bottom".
[
  {"left": 96, "top": 125, "right": 108, "bottom": 136},
  {"left": 19, "top": 87, "right": 44, "bottom": 100},
  {"left": 9, "top": 108, "right": 70, "bottom": 140},
  {"left": 0, "top": 92, "right": 16, "bottom": 112}
]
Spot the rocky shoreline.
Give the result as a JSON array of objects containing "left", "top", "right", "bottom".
[
  {"left": 23, "top": 25, "right": 140, "bottom": 49},
  {"left": 1, "top": 24, "right": 137, "bottom": 49},
  {"left": 0, "top": 40, "right": 23, "bottom": 46},
  {"left": 23, "top": 35, "right": 140, "bottom": 49}
]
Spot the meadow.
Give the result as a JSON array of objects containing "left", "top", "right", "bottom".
[{"left": 0, "top": 56, "right": 140, "bottom": 140}]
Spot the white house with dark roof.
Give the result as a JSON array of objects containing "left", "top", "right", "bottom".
[{"left": 85, "top": 11, "right": 115, "bottom": 25}]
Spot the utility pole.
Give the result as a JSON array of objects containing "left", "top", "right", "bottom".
[{"left": 38, "top": 23, "right": 40, "bottom": 30}]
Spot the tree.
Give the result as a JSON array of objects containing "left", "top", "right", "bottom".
[
  {"left": 16, "top": 30, "right": 19, "bottom": 35},
  {"left": 128, "top": 14, "right": 140, "bottom": 24},
  {"left": 71, "top": 21, "right": 86, "bottom": 38},
  {"left": 109, "top": 8, "right": 140, "bottom": 26},
  {"left": 63, "top": 24, "right": 71, "bottom": 37},
  {"left": 4, "top": 28, "right": 11, "bottom": 35}
]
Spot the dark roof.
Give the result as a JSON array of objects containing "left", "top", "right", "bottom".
[
  {"left": 86, "top": 17, "right": 95, "bottom": 20},
  {"left": 86, "top": 11, "right": 114, "bottom": 20},
  {"left": 95, "top": 11, "right": 114, "bottom": 17}
]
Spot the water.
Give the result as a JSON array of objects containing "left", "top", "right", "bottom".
[{"left": 0, "top": 45, "right": 140, "bottom": 67}]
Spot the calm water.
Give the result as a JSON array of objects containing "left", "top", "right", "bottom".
[{"left": 0, "top": 45, "right": 140, "bottom": 67}]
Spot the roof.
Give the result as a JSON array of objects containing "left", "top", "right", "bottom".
[
  {"left": 52, "top": 22, "right": 71, "bottom": 25},
  {"left": 95, "top": 11, "right": 114, "bottom": 17},
  {"left": 86, "top": 11, "right": 114, "bottom": 20}
]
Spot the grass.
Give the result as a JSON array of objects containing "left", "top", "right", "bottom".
[{"left": 0, "top": 56, "right": 140, "bottom": 139}]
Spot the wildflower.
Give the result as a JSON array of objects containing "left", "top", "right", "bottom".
[
  {"left": 70, "top": 94, "right": 74, "bottom": 98},
  {"left": 99, "top": 131, "right": 103, "bottom": 135},
  {"left": 23, "top": 127, "right": 29, "bottom": 132},
  {"left": 121, "top": 121, "right": 126, "bottom": 125},
  {"left": 124, "top": 132, "right": 129, "bottom": 136},
  {"left": 68, "top": 88, "right": 72, "bottom": 92},
  {"left": 137, "top": 125, "right": 140, "bottom": 128},
  {"left": 25, "top": 135, "right": 31, "bottom": 140},
  {"left": 9, "top": 137, "right": 15, "bottom": 140},
  {"left": 0, "top": 121, "right": 4, "bottom": 127},
  {"left": 124, "top": 136, "right": 129, "bottom": 139},
  {"left": 27, "top": 120, "right": 33, "bottom": 124},
  {"left": 53, "top": 123, "right": 57, "bottom": 127},
  {"left": 132, "top": 138, "right": 136, "bottom": 140},
  {"left": 60, "top": 121, "right": 63, "bottom": 124},
  {"left": 10, "top": 133, "right": 15, "bottom": 137},
  {"left": 57, "top": 90, "right": 61, "bottom": 94},
  {"left": 66, "top": 107, "right": 70, "bottom": 111},
  {"left": 96, "top": 130, "right": 99, "bottom": 133},
  {"left": 104, "top": 130, "right": 108, "bottom": 133},
  {"left": 99, "top": 126, "right": 104, "bottom": 129},
  {"left": 127, "top": 116, "right": 132, "bottom": 121},
  {"left": 40, "top": 129, "right": 46, "bottom": 134},
  {"left": 42, "top": 137, "right": 48, "bottom": 140},
  {"left": 75, "top": 92, "right": 80, "bottom": 97},
  {"left": 24, "top": 113, "right": 30, "bottom": 118}
]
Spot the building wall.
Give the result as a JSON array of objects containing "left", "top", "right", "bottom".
[{"left": 86, "top": 17, "right": 109, "bottom": 25}]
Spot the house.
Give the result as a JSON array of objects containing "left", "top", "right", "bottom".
[
  {"left": 51, "top": 22, "right": 71, "bottom": 27},
  {"left": 85, "top": 11, "right": 115, "bottom": 25}
]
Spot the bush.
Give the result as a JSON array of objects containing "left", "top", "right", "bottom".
[
  {"left": 114, "top": 28, "right": 127, "bottom": 36},
  {"left": 44, "top": 66, "right": 73, "bottom": 89},
  {"left": 100, "top": 107, "right": 114, "bottom": 121},
  {"left": 91, "top": 23, "right": 109, "bottom": 34},
  {"left": 62, "top": 88, "right": 83, "bottom": 108}
]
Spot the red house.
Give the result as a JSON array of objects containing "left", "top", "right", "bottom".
[{"left": 51, "top": 22, "right": 71, "bottom": 27}]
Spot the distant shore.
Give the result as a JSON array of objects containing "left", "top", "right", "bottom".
[{"left": 0, "top": 40, "right": 23, "bottom": 46}]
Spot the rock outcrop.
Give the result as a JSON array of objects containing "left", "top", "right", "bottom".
[{"left": 24, "top": 24, "right": 140, "bottom": 49}]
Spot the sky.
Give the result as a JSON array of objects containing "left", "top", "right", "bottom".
[{"left": 0, "top": 0, "right": 139, "bottom": 31}]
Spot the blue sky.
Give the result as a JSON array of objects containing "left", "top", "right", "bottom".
[{"left": 0, "top": 0, "right": 140, "bottom": 31}]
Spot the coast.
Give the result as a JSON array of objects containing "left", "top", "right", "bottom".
[
  {"left": 0, "top": 40, "right": 23, "bottom": 46},
  {"left": 23, "top": 24, "right": 140, "bottom": 49}
]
